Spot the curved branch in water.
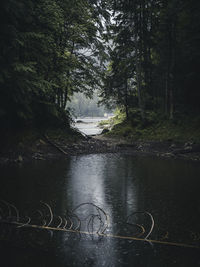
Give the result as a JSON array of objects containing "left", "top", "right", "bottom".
[
  {"left": 17, "top": 216, "right": 31, "bottom": 228},
  {"left": 40, "top": 202, "right": 53, "bottom": 227},
  {"left": 57, "top": 216, "right": 63, "bottom": 228},
  {"left": 35, "top": 209, "right": 46, "bottom": 226},
  {"left": 62, "top": 218, "right": 68, "bottom": 229},
  {"left": 126, "top": 211, "right": 154, "bottom": 239},
  {"left": 72, "top": 202, "right": 109, "bottom": 234},
  {"left": 9, "top": 203, "right": 20, "bottom": 222}
]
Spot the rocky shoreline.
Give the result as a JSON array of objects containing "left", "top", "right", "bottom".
[{"left": 1, "top": 134, "right": 200, "bottom": 165}]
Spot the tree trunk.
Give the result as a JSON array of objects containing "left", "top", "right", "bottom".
[
  {"left": 169, "top": 86, "right": 173, "bottom": 119},
  {"left": 63, "top": 87, "right": 68, "bottom": 110},
  {"left": 124, "top": 79, "right": 129, "bottom": 120},
  {"left": 169, "top": 21, "right": 176, "bottom": 120},
  {"left": 165, "top": 70, "right": 169, "bottom": 114},
  {"left": 135, "top": 36, "right": 145, "bottom": 120}
]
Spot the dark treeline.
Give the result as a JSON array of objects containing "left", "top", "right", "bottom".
[
  {"left": 0, "top": 0, "right": 200, "bottom": 131},
  {"left": 0, "top": 0, "right": 109, "bottom": 129},
  {"left": 101, "top": 0, "right": 200, "bottom": 121}
]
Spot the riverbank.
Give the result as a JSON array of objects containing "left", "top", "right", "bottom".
[
  {"left": 1, "top": 126, "right": 200, "bottom": 165},
  {"left": 0, "top": 127, "right": 83, "bottom": 164},
  {"left": 0, "top": 126, "right": 118, "bottom": 165},
  {"left": 94, "top": 135, "right": 200, "bottom": 161},
  {"left": 99, "top": 112, "right": 200, "bottom": 142},
  {"left": 97, "top": 112, "right": 200, "bottom": 161}
]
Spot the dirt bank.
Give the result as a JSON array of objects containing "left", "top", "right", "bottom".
[
  {"left": 94, "top": 135, "right": 200, "bottom": 161},
  {"left": 1, "top": 133, "right": 200, "bottom": 165}
]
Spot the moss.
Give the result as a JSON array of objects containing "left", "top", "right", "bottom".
[
  {"left": 105, "top": 112, "right": 200, "bottom": 143},
  {"left": 98, "top": 120, "right": 110, "bottom": 127}
]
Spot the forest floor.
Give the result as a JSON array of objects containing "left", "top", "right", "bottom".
[{"left": 1, "top": 127, "right": 200, "bottom": 165}]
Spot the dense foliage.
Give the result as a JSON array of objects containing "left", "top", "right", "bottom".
[
  {"left": 0, "top": 0, "right": 109, "bottom": 129},
  {"left": 1, "top": 0, "right": 199, "bottom": 131},
  {"left": 101, "top": 0, "right": 200, "bottom": 121}
]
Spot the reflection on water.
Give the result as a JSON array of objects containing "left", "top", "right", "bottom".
[{"left": 0, "top": 154, "right": 200, "bottom": 266}]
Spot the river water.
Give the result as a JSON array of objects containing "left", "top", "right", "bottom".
[
  {"left": 0, "top": 154, "right": 200, "bottom": 266},
  {"left": 74, "top": 117, "right": 107, "bottom": 135}
]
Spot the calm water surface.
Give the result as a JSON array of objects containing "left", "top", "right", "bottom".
[{"left": 0, "top": 154, "right": 200, "bottom": 266}]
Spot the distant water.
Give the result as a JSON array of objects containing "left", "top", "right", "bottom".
[{"left": 74, "top": 117, "right": 106, "bottom": 135}]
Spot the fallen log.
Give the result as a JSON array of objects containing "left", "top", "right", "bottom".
[{"left": 43, "top": 134, "right": 68, "bottom": 155}]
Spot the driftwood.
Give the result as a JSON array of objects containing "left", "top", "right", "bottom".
[
  {"left": 172, "top": 145, "right": 200, "bottom": 155},
  {"left": 1, "top": 200, "right": 200, "bottom": 249},
  {"left": 43, "top": 134, "right": 68, "bottom": 155},
  {"left": 0, "top": 200, "right": 154, "bottom": 240}
]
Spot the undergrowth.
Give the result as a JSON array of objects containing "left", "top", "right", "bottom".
[{"left": 102, "top": 109, "right": 200, "bottom": 143}]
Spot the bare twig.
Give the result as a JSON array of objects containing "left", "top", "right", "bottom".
[
  {"left": 2, "top": 200, "right": 198, "bottom": 250},
  {"left": 17, "top": 216, "right": 31, "bottom": 228},
  {"left": 126, "top": 211, "right": 155, "bottom": 239},
  {"left": 9, "top": 203, "right": 20, "bottom": 222},
  {"left": 57, "top": 216, "right": 63, "bottom": 228},
  {"left": 62, "top": 218, "right": 68, "bottom": 229},
  {"left": 40, "top": 202, "right": 53, "bottom": 227}
]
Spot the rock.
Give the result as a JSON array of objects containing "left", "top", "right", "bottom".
[
  {"left": 184, "top": 145, "right": 192, "bottom": 150},
  {"left": 170, "top": 144, "right": 176, "bottom": 149},
  {"left": 101, "top": 128, "right": 109, "bottom": 134},
  {"left": 184, "top": 142, "right": 193, "bottom": 147},
  {"left": 161, "top": 152, "right": 174, "bottom": 157},
  {"left": 32, "top": 152, "right": 44, "bottom": 160},
  {"left": 137, "top": 145, "right": 143, "bottom": 150},
  {"left": 17, "top": 155, "right": 23, "bottom": 162}
]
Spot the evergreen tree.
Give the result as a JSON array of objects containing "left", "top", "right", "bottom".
[
  {"left": 0, "top": 0, "right": 109, "bottom": 129},
  {"left": 101, "top": 0, "right": 200, "bottom": 120}
]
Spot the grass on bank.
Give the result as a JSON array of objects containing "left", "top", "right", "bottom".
[{"left": 100, "top": 109, "right": 200, "bottom": 143}]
